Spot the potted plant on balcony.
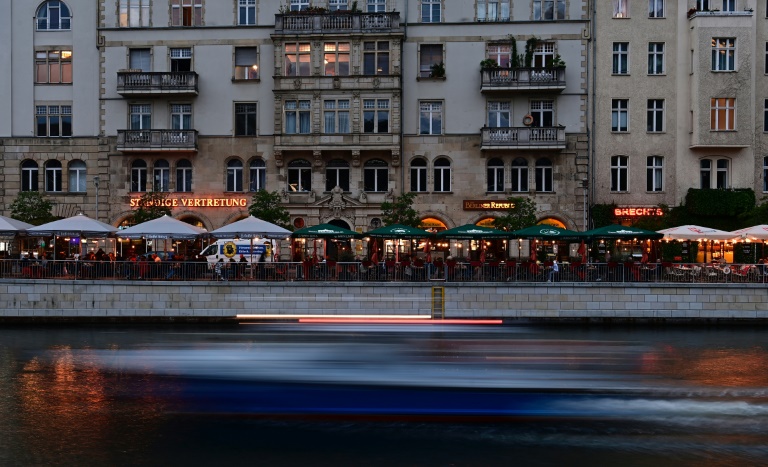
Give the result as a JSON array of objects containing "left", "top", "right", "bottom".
[
  {"left": 524, "top": 36, "right": 539, "bottom": 68},
  {"left": 550, "top": 54, "right": 566, "bottom": 68},
  {"left": 429, "top": 61, "right": 445, "bottom": 78},
  {"left": 480, "top": 58, "right": 499, "bottom": 70}
]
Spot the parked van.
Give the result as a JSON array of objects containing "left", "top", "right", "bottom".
[{"left": 199, "top": 239, "right": 273, "bottom": 266}]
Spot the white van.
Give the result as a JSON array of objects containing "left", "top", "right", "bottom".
[{"left": 199, "top": 239, "right": 273, "bottom": 266}]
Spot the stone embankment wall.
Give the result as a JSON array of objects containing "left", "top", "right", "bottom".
[{"left": 1, "top": 280, "right": 767, "bottom": 321}]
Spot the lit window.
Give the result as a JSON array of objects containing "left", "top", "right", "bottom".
[
  {"left": 119, "top": 0, "right": 150, "bottom": 27},
  {"left": 711, "top": 38, "right": 735, "bottom": 71},
  {"left": 35, "top": 50, "right": 72, "bottom": 84},
  {"left": 486, "top": 44, "right": 511, "bottom": 67},
  {"left": 646, "top": 156, "right": 663, "bottom": 192},
  {"left": 284, "top": 43, "right": 311, "bottom": 76},
  {"left": 611, "top": 155, "right": 629, "bottom": 192},
  {"left": 288, "top": 159, "right": 312, "bottom": 192},
  {"left": 235, "top": 47, "right": 259, "bottom": 80},
  {"left": 171, "top": 0, "right": 202, "bottom": 26},
  {"left": 324, "top": 42, "right": 350, "bottom": 76},
  {"left": 36, "top": 1, "right": 71, "bottom": 30},
  {"left": 710, "top": 98, "right": 735, "bottom": 131}
]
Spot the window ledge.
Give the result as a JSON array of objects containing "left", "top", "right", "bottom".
[
  {"left": 611, "top": 73, "right": 631, "bottom": 76},
  {"left": 711, "top": 70, "right": 737, "bottom": 73},
  {"left": 609, "top": 191, "right": 629, "bottom": 194},
  {"left": 646, "top": 191, "right": 666, "bottom": 194},
  {"left": 232, "top": 78, "right": 261, "bottom": 83},
  {"left": 416, "top": 76, "right": 446, "bottom": 82}
]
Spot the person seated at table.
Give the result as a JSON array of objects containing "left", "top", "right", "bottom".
[{"left": 547, "top": 258, "right": 559, "bottom": 282}]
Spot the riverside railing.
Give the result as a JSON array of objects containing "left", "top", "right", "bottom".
[{"left": 3, "top": 260, "right": 768, "bottom": 284}]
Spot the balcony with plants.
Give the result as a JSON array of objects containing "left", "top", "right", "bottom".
[{"left": 480, "top": 38, "right": 566, "bottom": 93}]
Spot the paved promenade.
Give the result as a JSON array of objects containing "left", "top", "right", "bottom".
[{"left": 0, "top": 279, "right": 767, "bottom": 322}]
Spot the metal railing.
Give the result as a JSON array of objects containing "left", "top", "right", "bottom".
[
  {"left": 275, "top": 12, "right": 402, "bottom": 34},
  {"left": 116, "top": 129, "right": 198, "bottom": 151},
  {"left": 481, "top": 67, "right": 566, "bottom": 90},
  {"left": 116, "top": 71, "right": 199, "bottom": 94},
  {"left": 4, "top": 259, "right": 768, "bottom": 284}
]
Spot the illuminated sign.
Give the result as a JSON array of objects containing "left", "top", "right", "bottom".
[
  {"left": 613, "top": 207, "right": 663, "bottom": 217},
  {"left": 129, "top": 197, "right": 248, "bottom": 208},
  {"left": 463, "top": 200, "right": 516, "bottom": 211}
]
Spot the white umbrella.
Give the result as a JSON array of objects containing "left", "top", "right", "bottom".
[
  {"left": 0, "top": 215, "right": 33, "bottom": 235},
  {"left": 657, "top": 225, "right": 736, "bottom": 241},
  {"left": 730, "top": 225, "right": 768, "bottom": 241},
  {"left": 208, "top": 215, "right": 291, "bottom": 239},
  {"left": 117, "top": 214, "right": 207, "bottom": 240},
  {"left": 28, "top": 213, "right": 117, "bottom": 237}
]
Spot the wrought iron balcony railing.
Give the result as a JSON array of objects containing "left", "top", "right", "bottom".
[
  {"left": 117, "top": 130, "right": 198, "bottom": 151},
  {"left": 274, "top": 11, "right": 402, "bottom": 34},
  {"left": 117, "top": 71, "right": 199, "bottom": 96}
]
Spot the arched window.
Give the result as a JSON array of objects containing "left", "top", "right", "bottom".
[
  {"left": 364, "top": 159, "right": 388, "bottom": 192},
  {"left": 69, "top": 160, "right": 86, "bottom": 192},
  {"left": 511, "top": 158, "right": 528, "bottom": 192},
  {"left": 610, "top": 155, "right": 628, "bottom": 192},
  {"left": 45, "top": 160, "right": 62, "bottom": 192},
  {"left": 487, "top": 158, "right": 504, "bottom": 192},
  {"left": 36, "top": 1, "right": 71, "bottom": 30},
  {"left": 249, "top": 159, "right": 265, "bottom": 192},
  {"left": 288, "top": 159, "right": 312, "bottom": 192},
  {"left": 176, "top": 159, "right": 192, "bottom": 192},
  {"left": 21, "top": 160, "right": 39, "bottom": 192},
  {"left": 433, "top": 157, "right": 451, "bottom": 192},
  {"left": 325, "top": 159, "right": 349, "bottom": 192},
  {"left": 227, "top": 159, "right": 243, "bottom": 192},
  {"left": 153, "top": 159, "right": 170, "bottom": 192},
  {"left": 410, "top": 158, "right": 427, "bottom": 192},
  {"left": 131, "top": 160, "right": 147, "bottom": 192},
  {"left": 535, "top": 158, "right": 553, "bottom": 192}
]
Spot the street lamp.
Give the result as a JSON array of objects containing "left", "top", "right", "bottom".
[{"left": 94, "top": 176, "right": 100, "bottom": 221}]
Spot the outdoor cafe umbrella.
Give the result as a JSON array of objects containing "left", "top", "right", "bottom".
[
  {"left": 657, "top": 225, "right": 735, "bottom": 241},
  {"left": 209, "top": 215, "right": 292, "bottom": 268},
  {"left": 0, "top": 215, "right": 33, "bottom": 235},
  {"left": 730, "top": 225, "right": 768, "bottom": 241},
  {"left": 363, "top": 224, "right": 432, "bottom": 262},
  {"left": 117, "top": 215, "right": 207, "bottom": 240},
  {"left": 27, "top": 213, "right": 118, "bottom": 260},
  {"left": 583, "top": 224, "right": 663, "bottom": 240},
  {"left": 292, "top": 223, "right": 362, "bottom": 259},
  {"left": 512, "top": 225, "right": 586, "bottom": 240},
  {"left": 435, "top": 224, "right": 508, "bottom": 240}
]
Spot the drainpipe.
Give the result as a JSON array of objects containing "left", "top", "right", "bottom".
[
  {"left": 588, "top": 0, "right": 597, "bottom": 230},
  {"left": 400, "top": 0, "right": 407, "bottom": 198}
]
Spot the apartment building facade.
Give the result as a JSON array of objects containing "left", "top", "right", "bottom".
[{"left": 0, "top": 0, "right": 589, "bottom": 239}]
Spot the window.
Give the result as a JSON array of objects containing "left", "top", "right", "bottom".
[
  {"left": 329, "top": 0, "right": 348, "bottom": 11},
  {"left": 716, "top": 159, "right": 729, "bottom": 188},
  {"left": 422, "top": 0, "right": 441, "bottom": 22},
  {"left": 171, "top": 104, "right": 192, "bottom": 130},
  {"left": 235, "top": 103, "right": 258, "bottom": 136},
  {"left": 170, "top": 48, "right": 192, "bottom": 72},
  {"left": 612, "top": 99, "right": 629, "bottom": 132},
  {"left": 700, "top": 159, "right": 711, "bottom": 188},
  {"left": 249, "top": 159, "right": 265, "bottom": 192},
  {"left": 36, "top": 105, "right": 72, "bottom": 137},
  {"left": 486, "top": 44, "right": 512, "bottom": 67},
  {"left": 647, "top": 99, "right": 664, "bottom": 132},
  {"left": 488, "top": 102, "right": 510, "bottom": 127},
  {"left": 612, "top": 42, "right": 629, "bottom": 74},
  {"left": 324, "top": 42, "right": 350, "bottom": 76},
  {"left": 648, "top": 42, "right": 664, "bottom": 74},
  {"left": 325, "top": 160, "right": 350, "bottom": 192},
  {"left": 367, "top": 0, "right": 386, "bottom": 12},
  {"left": 35, "top": 50, "right": 72, "bottom": 84},
  {"left": 69, "top": 160, "right": 86, "bottom": 192},
  {"left": 533, "top": 42, "right": 555, "bottom": 68},
  {"left": 323, "top": 99, "right": 350, "bottom": 133},
  {"left": 765, "top": 99, "right": 768, "bottom": 132},
  {"left": 235, "top": 47, "right": 259, "bottom": 80},
  {"left": 288, "top": 159, "right": 312, "bottom": 192},
  {"left": 611, "top": 155, "right": 628, "bottom": 192},
  {"left": 364, "top": 159, "right": 388, "bottom": 192},
  {"left": 45, "top": 160, "right": 62, "bottom": 192},
  {"left": 119, "top": 0, "right": 150, "bottom": 27},
  {"left": 477, "top": 0, "right": 509, "bottom": 21},
  {"left": 419, "top": 101, "right": 442, "bottom": 135},
  {"left": 613, "top": 0, "right": 628, "bottom": 18},
  {"left": 646, "top": 156, "right": 663, "bottom": 192},
  {"left": 530, "top": 100, "right": 554, "bottom": 127},
  {"left": 130, "top": 48, "right": 151, "bottom": 72},
  {"left": 535, "top": 158, "right": 553, "bottom": 192},
  {"left": 534, "top": 0, "right": 565, "bottom": 20},
  {"left": 284, "top": 43, "right": 311, "bottom": 76},
  {"left": 36, "top": 1, "right": 71, "bottom": 30},
  {"left": 764, "top": 157, "right": 768, "bottom": 192},
  {"left": 712, "top": 38, "right": 735, "bottom": 71},
  {"left": 290, "top": 0, "right": 309, "bottom": 10},
  {"left": 154, "top": 160, "right": 170, "bottom": 192},
  {"left": 238, "top": 0, "right": 256, "bottom": 25},
  {"left": 363, "top": 41, "right": 389, "bottom": 75},
  {"left": 227, "top": 159, "right": 243, "bottom": 192},
  {"left": 419, "top": 44, "right": 443, "bottom": 78},
  {"left": 487, "top": 158, "right": 504, "bottom": 192},
  {"left": 131, "top": 160, "right": 147, "bottom": 192},
  {"left": 721, "top": 0, "right": 735, "bottom": 12},
  {"left": 285, "top": 100, "right": 311, "bottom": 134},
  {"left": 697, "top": 0, "right": 710, "bottom": 9},
  {"left": 21, "top": 160, "right": 39, "bottom": 192},
  {"left": 128, "top": 104, "right": 150, "bottom": 132},
  {"left": 765, "top": 43, "right": 768, "bottom": 74},
  {"left": 363, "top": 99, "right": 389, "bottom": 133},
  {"left": 171, "top": 0, "right": 202, "bottom": 26},
  {"left": 710, "top": 98, "right": 735, "bottom": 130},
  {"left": 648, "top": 0, "right": 663, "bottom": 17},
  {"left": 511, "top": 158, "right": 529, "bottom": 192},
  {"left": 410, "top": 159, "right": 427, "bottom": 192},
  {"left": 176, "top": 159, "right": 193, "bottom": 192},
  {"left": 433, "top": 158, "right": 451, "bottom": 192}
]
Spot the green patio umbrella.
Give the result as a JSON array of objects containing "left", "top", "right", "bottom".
[
  {"left": 512, "top": 225, "right": 586, "bottom": 240},
  {"left": 583, "top": 224, "right": 663, "bottom": 240},
  {"left": 363, "top": 224, "right": 432, "bottom": 238},
  {"left": 291, "top": 223, "right": 362, "bottom": 239},
  {"left": 435, "top": 224, "right": 509, "bottom": 240}
]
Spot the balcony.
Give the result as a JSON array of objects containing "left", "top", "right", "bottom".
[
  {"left": 274, "top": 132, "right": 400, "bottom": 151},
  {"left": 481, "top": 67, "right": 566, "bottom": 93},
  {"left": 274, "top": 11, "right": 403, "bottom": 35},
  {"left": 481, "top": 126, "right": 566, "bottom": 150},
  {"left": 116, "top": 130, "right": 198, "bottom": 152},
  {"left": 116, "top": 71, "right": 199, "bottom": 96}
]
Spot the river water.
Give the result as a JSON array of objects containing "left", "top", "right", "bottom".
[{"left": 1, "top": 322, "right": 767, "bottom": 466}]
